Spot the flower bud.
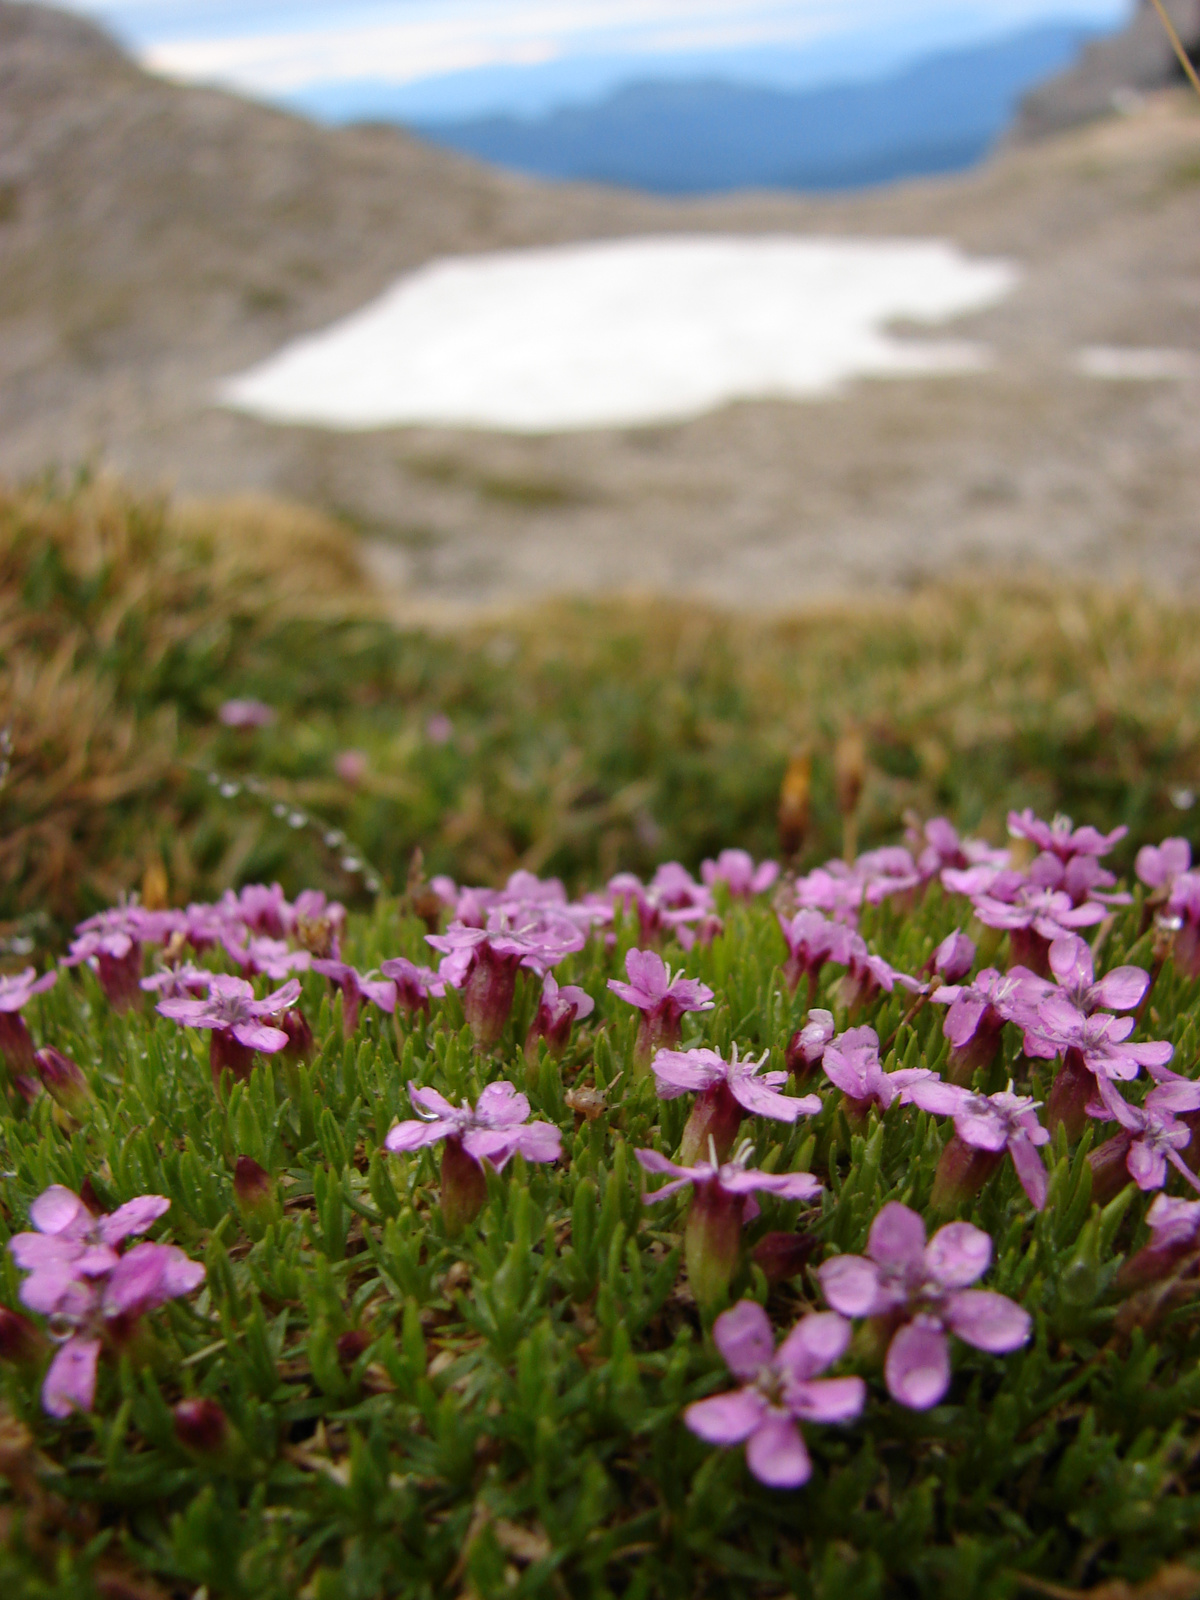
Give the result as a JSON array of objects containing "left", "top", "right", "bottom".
[
  {"left": 0, "top": 1307, "right": 45, "bottom": 1367},
  {"left": 34, "top": 1047, "right": 90, "bottom": 1119},
  {"left": 933, "top": 931, "right": 975, "bottom": 983},
  {"left": 1087, "top": 1132, "right": 1134, "bottom": 1206},
  {"left": 785, "top": 1009, "right": 834, "bottom": 1082},
  {"left": 751, "top": 1230, "right": 816, "bottom": 1287},
  {"left": 440, "top": 1136, "right": 488, "bottom": 1236},
  {"left": 174, "top": 1397, "right": 229, "bottom": 1456},
  {"left": 336, "top": 1329, "right": 371, "bottom": 1368},
  {"left": 233, "top": 1156, "right": 278, "bottom": 1229},
  {"left": 278, "top": 1007, "right": 316, "bottom": 1063}
]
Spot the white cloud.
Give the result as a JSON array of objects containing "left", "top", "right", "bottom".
[{"left": 100, "top": 1, "right": 1130, "bottom": 93}]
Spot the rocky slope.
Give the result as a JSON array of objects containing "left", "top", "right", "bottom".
[{"left": 2, "top": 1, "right": 1199, "bottom": 614}]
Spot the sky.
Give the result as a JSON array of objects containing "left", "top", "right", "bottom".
[{"left": 53, "top": 1, "right": 1134, "bottom": 116}]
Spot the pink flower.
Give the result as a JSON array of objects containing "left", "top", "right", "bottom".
[
  {"left": 684, "top": 1301, "right": 865, "bottom": 1488},
  {"left": 385, "top": 1080, "right": 561, "bottom": 1234},
  {"left": 311, "top": 959, "right": 396, "bottom": 1033},
  {"left": 785, "top": 1008, "right": 835, "bottom": 1081},
  {"left": 225, "top": 934, "right": 312, "bottom": 982},
  {"left": 218, "top": 698, "right": 274, "bottom": 729},
  {"left": 425, "top": 713, "right": 453, "bottom": 745},
  {"left": 1027, "top": 993, "right": 1174, "bottom": 1139},
  {"left": 777, "top": 911, "right": 854, "bottom": 996},
  {"left": 1027, "top": 849, "right": 1128, "bottom": 908},
  {"left": 930, "top": 967, "right": 1032, "bottom": 1084},
  {"left": 430, "top": 905, "right": 586, "bottom": 1048},
  {"left": 8, "top": 1186, "right": 203, "bottom": 1417},
  {"left": 906, "top": 1082, "right": 1051, "bottom": 1210},
  {"left": 1086, "top": 1081, "right": 1200, "bottom": 1196},
  {"left": 608, "top": 864, "right": 712, "bottom": 945},
  {"left": 1136, "top": 838, "right": 1191, "bottom": 894},
  {"left": 638, "top": 1143, "right": 822, "bottom": 1315},
  {"left": 607, "top": 948, "right": 714, "bottom": 1070},
  {"left": 1119, "top": 1192, "right": 1200, "bottom": 1289},
  {"left": 1166, "top": 872, "right": 1200, "bottom": 979},
  {"left": 525, "top": 972, "right": 594, "bottom": 1060},
  {"left": 0, "top": 967, "right": 57, "bottom": 1074},
  {"left": 156, "top": 974, "right": 301, "bottom": 1086},
  {"left": 855, "top": 847, "right": 923, "bottom": 906},
  {"left": 820, "top": 1026, "right": 936, "bottom": 1122},
  {"left": 652, "top": 1044, "right": 820, "bottom": 1165},
  {"left": 818, "top": 1202, "right": 1030, "bottom": 1410},
  {"left": 701, "top": 850, "right": 780, "bottom": 899},
  {"left": 1007, "top": 810, "right": 1127, "bottom": 862},
  {"left": 63, "top": 905, "right": 150, "bottom": 1011},
  {"left": 906, "top": 817, "right": 1009, "bottom": 881},
  {"left": 140, "top": 963, "right": 213, "bottom": 1001},
  {"left": 793, "top": 866, "right": 864, "bottom": 925},
  {"left": 334, "top": 750, "right": 368, "bottom": 785},
  {"left": 379, "top": 956, "right": 445, "bottom": 1016},
  {"left": 932, "top": 931, "right": 976, "bottom": 984},
  {"left": 838, "top": 932, "right": 924, "bottom": 1014}
]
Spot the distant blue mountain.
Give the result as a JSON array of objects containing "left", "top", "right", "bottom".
[{"left": 404, "top": 25, "right": 1096, "bottom": 196}]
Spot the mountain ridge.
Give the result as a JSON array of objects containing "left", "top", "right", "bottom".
[{"left": 408, "top": 26, "right": 1096, "bottom": 195}]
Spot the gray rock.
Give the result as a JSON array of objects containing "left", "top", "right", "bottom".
[{"left": 1013, "top": 0, "right": 1200, "bottom": 141}]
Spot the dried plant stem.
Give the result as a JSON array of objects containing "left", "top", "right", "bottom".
[{"left": 1148, "top": 0, "right": 1200, "bottom": 100}]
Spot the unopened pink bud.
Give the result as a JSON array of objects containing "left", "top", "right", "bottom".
[
  {"left": 933, "top": 931, "right": 975, "bottom": 983},
  {"left": 751, "top": 1231, "right": 815, "bottom": 1287},
  {"left": 279, "top": 1008, "right": 316, "bottom": 1062},
  {"left": 336, "top": 1329, "right": 371, "bottom": 1367},
  {"left": 174, "top": 1397, "right": 229, "bottom": 1455},
  {"left": 785, "top": 1008, "right": 834, "bottom": 1082},
  {"left": 1088, "top": 1131, "right": 1134, "bottom": 1206},
  {"left": 461, "top": 948, "right": 518, "bottom": 1051},
  {"left": 233, "top": 1156, "right": 276, "bottom": 1223},
  {"left": 34, "top": 1047, "right": 90, "bottom": 1118}
]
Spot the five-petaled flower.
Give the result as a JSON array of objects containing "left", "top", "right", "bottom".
[
  {"left": 638, "top": 1142, "right": 821, "bottom": 1315},
  {"left": 8, "top": 1185, "right": 204, "bottom": 1418},
  {"left": 607, "top": 949, "right": 714, "bottom": 1070},
  {"left": 156, "top": 974, "right": 301, "bottom": 1086},
  {"left": 652, "top": 1043, "right": 820, "bottom": 1165},
  {"left": 820, "top": 1026, "right": 936, "bottom": 1124},
  {"left": 906, "top": 1082, "right": 1051, "bottom": 1210},
  {"left": 385, "top": 1080, "right": 561, "bottom": 1233},
  {"left": 818, "top": 1201, "right": 1030, "bottom": 1410},
  {"left": 684, "top": 1301, "right": 865, "bottom": 1488}
]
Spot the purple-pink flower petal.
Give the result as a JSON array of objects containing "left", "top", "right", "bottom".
[{"left": 885, "top": 1316, "right": 951, "bottom": 1410}]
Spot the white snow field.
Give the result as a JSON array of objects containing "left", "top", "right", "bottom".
[{"left": 219, "top": 235, "right": 1020, "bottom": 434}]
